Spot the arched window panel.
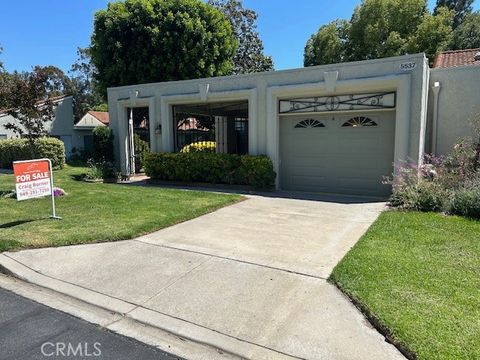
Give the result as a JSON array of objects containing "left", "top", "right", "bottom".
[
  {"left": 294, "top": 119, "right": 326, "bottom": 128},
  {"left": 342, "top": 116, "right": 377, "bottom": 127}
]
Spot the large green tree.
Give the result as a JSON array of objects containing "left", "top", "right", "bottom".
[
  {"left": 90, "top": 0, "right": 237, "bottom": 93},
  {"left": 452, "top": 11, "right": 480, "bottom": 49},
  {"left": 407, "top": 7, "right": 455, "bottom": 61},
  {"left": 0, "top": 47, "right": 9, "bottom": 109},
  {"left": 68, "top": 47, "right": 104, "bottom": 121},
  {"left": 0, "top": 46, "right": 4, "bottom": 72},
  {"left": 434, "top": 0, "right": 474, "bottom": 28},
  {"left": 208, "top": 0, "right": 273, "bottom": 74},
  {"left": 348, "top": 0, "right": 427, "bottom": 60},
  {"left": 304, "top": 20, "right": 350, "bottom": 67},
  {"left": 304, "top": 0, "right": 456, "bottom": 66}
]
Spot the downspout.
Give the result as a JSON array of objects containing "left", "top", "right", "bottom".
[
  {"left": 128, "top": 108, "right": 136, "bottom": 175},
  {"left": 431, "top": 81, "right": 441, "bottom": 154}
]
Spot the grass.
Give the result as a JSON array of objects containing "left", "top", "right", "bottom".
[
  {"left": 0, "top": 165, "right": 242, "bottom": 252},
  {"left": 330, "top": 211, "right": 480, "bottom": 360}
]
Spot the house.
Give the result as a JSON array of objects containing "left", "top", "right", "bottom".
[
  {"left": 73, "top": 111, "right": 109, "bottom": 153},
  {"left": 429, "top": 48, "right": 480, "bottom": 155},
  {"left": 0, "top": 95, "right": 76, "bottom": 156},
  {"left": 0, "top": 96, "right": 110, "bottom": 158},
  {"left": 107, "top": 52, "right": 480, "bottom": 197}
]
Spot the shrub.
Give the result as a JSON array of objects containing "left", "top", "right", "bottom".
[
  {"left": 239, "top": 155, "right": 277, "bottom": 189},
  {"left": 134, "top": 134, "right": 149, "bottom": 173},
  {"left": 180, "top": 141, "right": 216, "bottom": 153},
  {"left": 85, "top": 159, "right": 118, "bottom": 181},
  {"left": 92, "top": 126, "right": 114, "bottom": 162},
  {"left": 387, "top": 159, "right": 450, "bottom": 212},
  {"left": 144, "top": 152, "right": 276, "bottom": 189},
  {"left": 449, "top": 185, "right": 480, "bottom": 219},
  {"left": 0, "top": 137, "right": 65, "bottom": 169}
]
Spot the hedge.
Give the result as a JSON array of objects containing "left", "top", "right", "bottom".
[
  {"left": 0, "top": 137, "right": 65, "bottom": 169},
  {"left": 144, "top": 152, "right": 276, "bottom": 189}
]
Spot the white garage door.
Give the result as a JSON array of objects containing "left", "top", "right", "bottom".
[{"left": 280, "top": 112, "right": 395, "bottom": 197}]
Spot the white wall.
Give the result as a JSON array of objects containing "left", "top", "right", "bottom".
[{"left": 428, "top": 66, "right": 480, "bottom": 156}]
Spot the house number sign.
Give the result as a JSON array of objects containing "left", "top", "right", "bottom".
[{"left": 399, "top": 62, "right": 417, "bottom": 71}]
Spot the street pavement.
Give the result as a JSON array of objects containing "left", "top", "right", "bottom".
[{"left": 0, "top": 287, "right": 183, "bottom": 360}]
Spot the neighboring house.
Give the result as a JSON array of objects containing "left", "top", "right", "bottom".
[
  {"left": 0, "top": 97, "right": 110, "bottom": 159},
  {"left": 428, "top": 48, "right": 480, "bottom": 155},
  {"left": 107, "top": 51, "right": 480, "bottom": 197},
  {"left": 0, "top": 95, "right": 76, "bottom": 156},
  {"left": 73, "top": 111, "right": 109, "bottom": 154}
]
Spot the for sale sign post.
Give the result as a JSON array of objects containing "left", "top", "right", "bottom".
[
  {"left": 14, "top": 159, "right": 51, "bottom": 200},
  {"left": 13, "top": 159, "right": 61, "bottom": 219}
]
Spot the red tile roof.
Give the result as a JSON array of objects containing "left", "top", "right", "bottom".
[
  {"left": 88, "top": 111, "right": 109, "bottom": 125},
  {"left": 433, "top": 48, "right": 480, "bottom": 68},
  {"left": 177, "top": 117, "right": 208, "bottom": 131}
]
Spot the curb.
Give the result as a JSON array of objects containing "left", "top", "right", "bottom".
[{"left": 0, "top": 254, "right": 298, "bottom": 360}]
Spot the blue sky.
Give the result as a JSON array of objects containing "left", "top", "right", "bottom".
[{"left": 0, "top": 0, "right": 478, "bottom": 73}]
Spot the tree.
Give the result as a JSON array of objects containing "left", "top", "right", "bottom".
[
  {"left": 452, "top": 11, "right": 480, "bottom": 49},
  {"left": 348, "top": 0, "right": 427, "bottom": 60},
  {"left": 434, "top": 0, "right": 473, "bottom": 28},
  {"left": 304, "top": 20, "right": 349, "bottom": 66},
  {"left": 92, "top": 126, "right": 114, "bottom": 162},
  {"left": 68, "top": 47, "right": 104, "bottom": 121},
  {"left": 304, "top": 0, "right": 457, "bottom": 67},
  {"left": 407, "top": 7, "right": 455, "bottom": 63},
  {"left": 0, "top": 46, "right": 4, "bottom": 72},
  {"left": 90, "top": 0, "right": 237, "bottom": 94},
  {"left": 0, "top": 66, "right": 66, "bottom": 155},
  {"left": 0, "top": 47, "right": 11, "bottom": 110},
  {"left": 208, "top": 0, "right": 273, "bottom": 74}
]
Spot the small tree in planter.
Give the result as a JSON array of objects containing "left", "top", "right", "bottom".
[
  {"left": 90, "top": 126, "right": 117, "bottom": 182},
  {"left": 134, "top": 134, "right": 149, "bottom": 173},
  {"left": 92, "top": 126, "right": 114, "bottom": 162}
]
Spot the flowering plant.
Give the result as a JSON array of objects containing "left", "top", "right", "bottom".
[{"left": 53, "top": 187, "right": 67, "bottom": 197}]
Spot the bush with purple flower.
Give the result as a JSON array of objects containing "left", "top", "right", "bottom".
[
  {"left": 387, "top": 116, "right": 480, "bottom": 219},
  {"left": 53, "top": 187, "right": 67, "bottom": 197}
]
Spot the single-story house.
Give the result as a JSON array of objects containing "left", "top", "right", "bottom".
[
  {"left": 0, "top": 96, "right": 110, "bottom": 159},
  {"left": 107, "top": 51, "right": 480, "bottom": 197},
  {"left": 73, "top": 110, "right": 109, "bottom": 153},
  {"left": 0, "top": 95, "right": 77, "bottom": 156}
]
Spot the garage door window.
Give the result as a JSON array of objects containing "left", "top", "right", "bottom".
[
  {"left": 294, "top": 119, "right": 325, "bottom": 128},
  {"left": 342, "top": 116, "right": 377, "bottom": 127}
]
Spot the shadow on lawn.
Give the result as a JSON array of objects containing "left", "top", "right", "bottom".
[
  {"left": 0, "top": 219, "right": 39, "bottom": 229},
  {"left": 70, "top": 174, "right": 86, "bottom": 181}
]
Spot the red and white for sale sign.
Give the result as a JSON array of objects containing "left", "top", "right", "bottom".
[{"left": 13, "top": 159, "right": 52, "bottom": 201}]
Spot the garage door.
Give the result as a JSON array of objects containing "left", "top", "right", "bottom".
[{"left": 280, "top": 112, "right": 395, "bottom": 197}]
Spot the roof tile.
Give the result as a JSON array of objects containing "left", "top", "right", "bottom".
[
  {"left": 433, "top": 48, "right": 480, "bottom": 68},
  {"left": 88, "top": 111, "right": 109, "bottom": 125}
]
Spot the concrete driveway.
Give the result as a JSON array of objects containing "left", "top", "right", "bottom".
[{"left": 1, "top": 194, "right": 404, "bottom": 360}]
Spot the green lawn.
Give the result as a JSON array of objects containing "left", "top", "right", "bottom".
[
  {"left": 0, "top": 166, "right": 242, "bottom": 252},
  {"left": 330, "top": 211, "right": 480, "bottom": 360}
]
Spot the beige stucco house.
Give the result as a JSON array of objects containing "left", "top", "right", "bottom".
[
  {"left": 0, "top": 97, "right": 110, "bottom": 159},
  {"left": 0, "top": 95, "right": 77, "bottom": 156},
  {"left": 107, "top": 52, "right": 480, "bottom": 197},
  {"left": 73, "top": 111, "right": 109, "bottom": 154}
]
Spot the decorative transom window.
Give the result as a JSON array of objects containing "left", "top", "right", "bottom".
[
  {"left": 342, "top": 116, "right": 377, "bottom": 127},
  {"left": 294, "top": 119, "right": 325, "bottom": 128}
]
